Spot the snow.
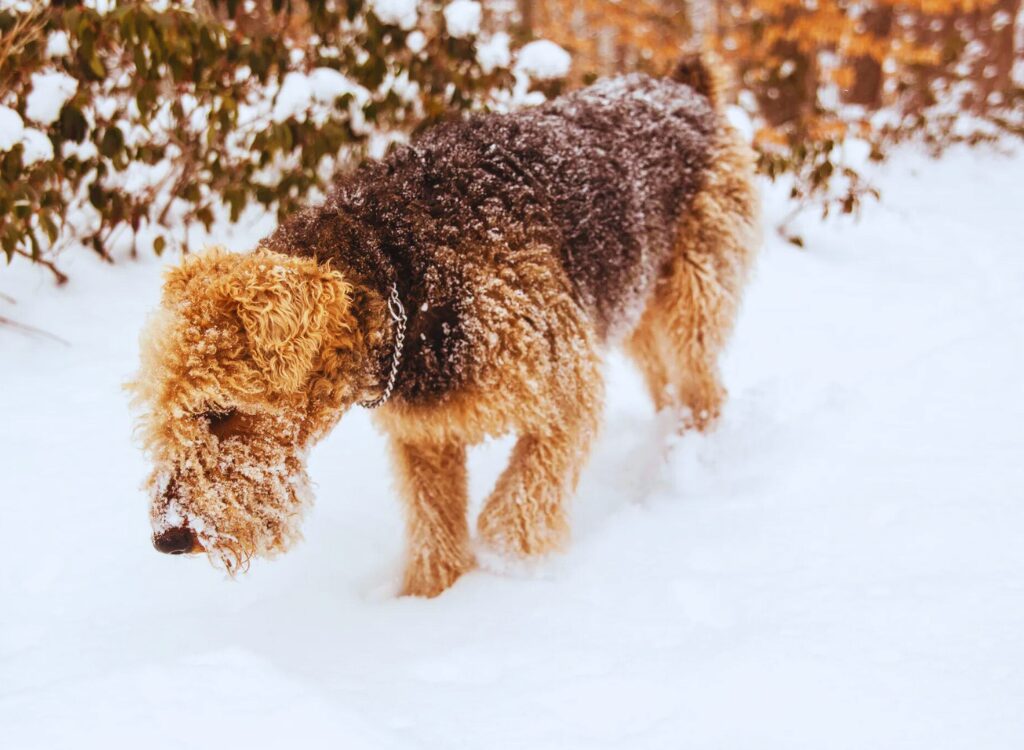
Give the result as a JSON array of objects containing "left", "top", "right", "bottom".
[
  {"left": 309, "top": 67, "right": 370, "bottom": 106},
  {"left": 724, "top": 103, "right": 754, "bottom": 142},
  {"left": 82, "top": 0, "right": 116, "bottom": 12},
  {"left": 25, "top": 70, "right": 78, "bottom": 125},
  {"left": 272, "top": 71, "right": 314, "bottom": 123},
  {"left": 61, "top": 137, "right": 99, "bottom": 162},
  {"left": 444, "top": 0, "right": 482, "bottom": 38},
  {"left": 45, "top": 31, "right": 71, "bottom": 59},
  {"left": 19, "top": 128, "right": 54, "bottom": 166},
  {"left": 0, "top": 107, "right": 53, "bottom": 164},
  {"left": 406, "top": 30, "right": 427, "bottom": 54},
  {"left": 2, "top": 146, "right": 1024, "bottom": 748},
  {"left": 476, "top": 32, "right": 511, "bottom": 74},
  {"left": 271, "top": 69, "right": 371, "bottom": 132},
  {"left": 369, "top": 0, "right": 419, "bottom": 30},
  {"left": 515, "top": 39, "right": 571, "bottom": 80},
  {"left": 0, "top": 105, "right": 25, "bottom": 151}
]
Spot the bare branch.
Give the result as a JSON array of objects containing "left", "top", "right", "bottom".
[
  {"left": 13, "top": 249, "right": 69, "bottom": 286},
  {"left": 0, "top": 314, "right": 70, "bottom": 346}
]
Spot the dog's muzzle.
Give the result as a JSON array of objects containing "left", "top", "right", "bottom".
[{"left": 152, "top": 526, "right": 202, "bottom": 555}]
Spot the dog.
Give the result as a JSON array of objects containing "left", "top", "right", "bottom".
[{"left": 130, "top": 55, "right": 760, "bottom": 597}]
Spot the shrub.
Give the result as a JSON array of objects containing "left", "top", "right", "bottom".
[
  {"left": 521, "top": 0, "right": 1023, "bottom": 240},
  {"left": 0, "top": 0, "right": 547, "bottom": 283}
]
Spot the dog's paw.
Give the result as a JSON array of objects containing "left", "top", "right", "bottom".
[
  {"left": 473, "top": 539, "right": 558, "bottom": 581},
  {"left": 400, "top": 550, "right": 475, "bottom": 598},
  {"left": 476, "top": 505, "right": 568, "bottom": 561},
  {"left": 678, "top": 383, "right": 726, "bottom": 433},
  {"left": 679, "top": 403, "right": 721, "bottom": 433}
]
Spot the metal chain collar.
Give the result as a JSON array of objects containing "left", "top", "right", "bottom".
[{"left": 360, "top": 283, "right": 407, "bottom": 409}]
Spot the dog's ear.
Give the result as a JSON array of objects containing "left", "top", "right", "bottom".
[
  {"left": 161, "top": 246, "right": 234, "bottom": 301},
  {"left": 227, "top": 251, "right": 353, "bottom": 392}
]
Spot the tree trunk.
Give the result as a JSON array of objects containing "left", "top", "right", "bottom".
[
  {"left": 757, "top": 8, "right": 819, "bottom": 128},
  {"left": 519, "top": 0, "right": 535, "bottom": 38},
  {"left": 970, "top": 0, "right": 1021, "bottom": 108},
  {"left": 844, "top": 5, "right": 893, "bottom": 108}
]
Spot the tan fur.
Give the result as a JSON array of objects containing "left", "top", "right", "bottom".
[
  {"left": 132, "top": 121, "right": 759, "bottom": 597},
  {"left": 129, "top": 248, "right": 388, "bottom": 571},
  {"left": 376, "top": 247, "right": 603, "bottom": 588},
  {"left": 627, "top": 123, "right": 761, "bottom": 431},
  {"left": 391, "top": 438, "right": 473, "bottom": 597}
]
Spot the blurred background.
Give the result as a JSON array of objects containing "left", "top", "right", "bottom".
[{"left": 1, "top": 0, "right": 1021, "bottom": 290}]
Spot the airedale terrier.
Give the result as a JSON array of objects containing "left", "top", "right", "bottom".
[{"left": 130, "top": 56, "right": 760, "bottom": 597}]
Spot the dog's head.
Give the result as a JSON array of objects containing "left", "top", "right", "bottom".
[{"left": 129, "top": 248, "right": 382, "bottom": 571}]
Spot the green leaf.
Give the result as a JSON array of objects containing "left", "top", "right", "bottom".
[
  {"left": 58, "top": 106, "right": 88, "bottom": 143},
  {"left": 40, "top": 213, "right": 60, "bottom": 244},
  {"left": 99, "top": 127, "right": 125, "bottom": 159},
  {"left": 88, "top": 184, "right": 108, "bottom": 210},
  {"left": 88, "top": 51, "right": 106, "bottom": 79}
]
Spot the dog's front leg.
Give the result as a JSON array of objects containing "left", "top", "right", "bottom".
[{"left": 390, "top": 438, "right": 474, "bottom": 597}]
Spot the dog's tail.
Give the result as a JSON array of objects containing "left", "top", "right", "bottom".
[{"left": 670, "top": 51, "right": 725, "bottom": 110}]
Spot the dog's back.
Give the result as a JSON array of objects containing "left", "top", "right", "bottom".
[
  {"left": 267, "top": 70, "right": 733, "bottom": 401},
  {"left": 469, "top": 74, "right": 717, "bottom": 340},
  {"left": 378, "top": 74, "right": 717, "bottom": 341}
]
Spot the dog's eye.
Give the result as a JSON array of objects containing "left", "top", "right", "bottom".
[{"left": 202, "top": 408, "right": 238, "bottom": 436}]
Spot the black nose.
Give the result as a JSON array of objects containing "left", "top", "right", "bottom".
[{"left": 153, "top": 527, "right": 198, "bottom": 555}]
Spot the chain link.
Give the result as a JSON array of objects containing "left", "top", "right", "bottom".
[{"left": 360, "top": 283, "right": 407, "bottom": 409}]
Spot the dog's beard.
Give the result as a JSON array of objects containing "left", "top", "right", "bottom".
[{"left": 148, "top": 437, "right": 313, "bottom": 573}]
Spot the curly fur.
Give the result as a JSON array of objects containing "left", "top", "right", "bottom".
[
  {"left": 128, "top": 249, "right": 373, "bottom": 571},
  {"left": 130, "top": 65, "right": 760, "bottom": 595}
]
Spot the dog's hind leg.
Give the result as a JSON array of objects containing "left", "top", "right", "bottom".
[
  {"left": 628, "top": 127, "right": 761, "bottom": 432},
  {"left": 390, "top": 438, "right": 474, "bottom": 597},
  {"left": 626, "top": 301, "right": 675, "bottom": 413}
]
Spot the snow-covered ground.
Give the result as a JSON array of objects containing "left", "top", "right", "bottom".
[{"left": 1, "top": 146, "right": 1022, "bottom": 749}]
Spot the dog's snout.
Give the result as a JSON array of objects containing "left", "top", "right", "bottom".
[{"left": 153, "top": 526, "right": 199, "bottom": 555}]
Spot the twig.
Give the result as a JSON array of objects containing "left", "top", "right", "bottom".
[
  {"left": 0, "top": 315, "right": 71, "bottom": 346},
  {"left": 90, "top": 234, "right": 115, "bottom": 264},
  {"left": 0, "top": 4, "right": 47, "bottom": 75},
  {"left": 13, "top": 249, "right": 69, "bottom": 285}
]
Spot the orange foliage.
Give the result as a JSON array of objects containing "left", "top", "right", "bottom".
[
  {"left": 521, "top": 0, "right": 1020, "bottom": 225},
  {"left": 529, "top": 0, "right": 692, "bottom": 77}
]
